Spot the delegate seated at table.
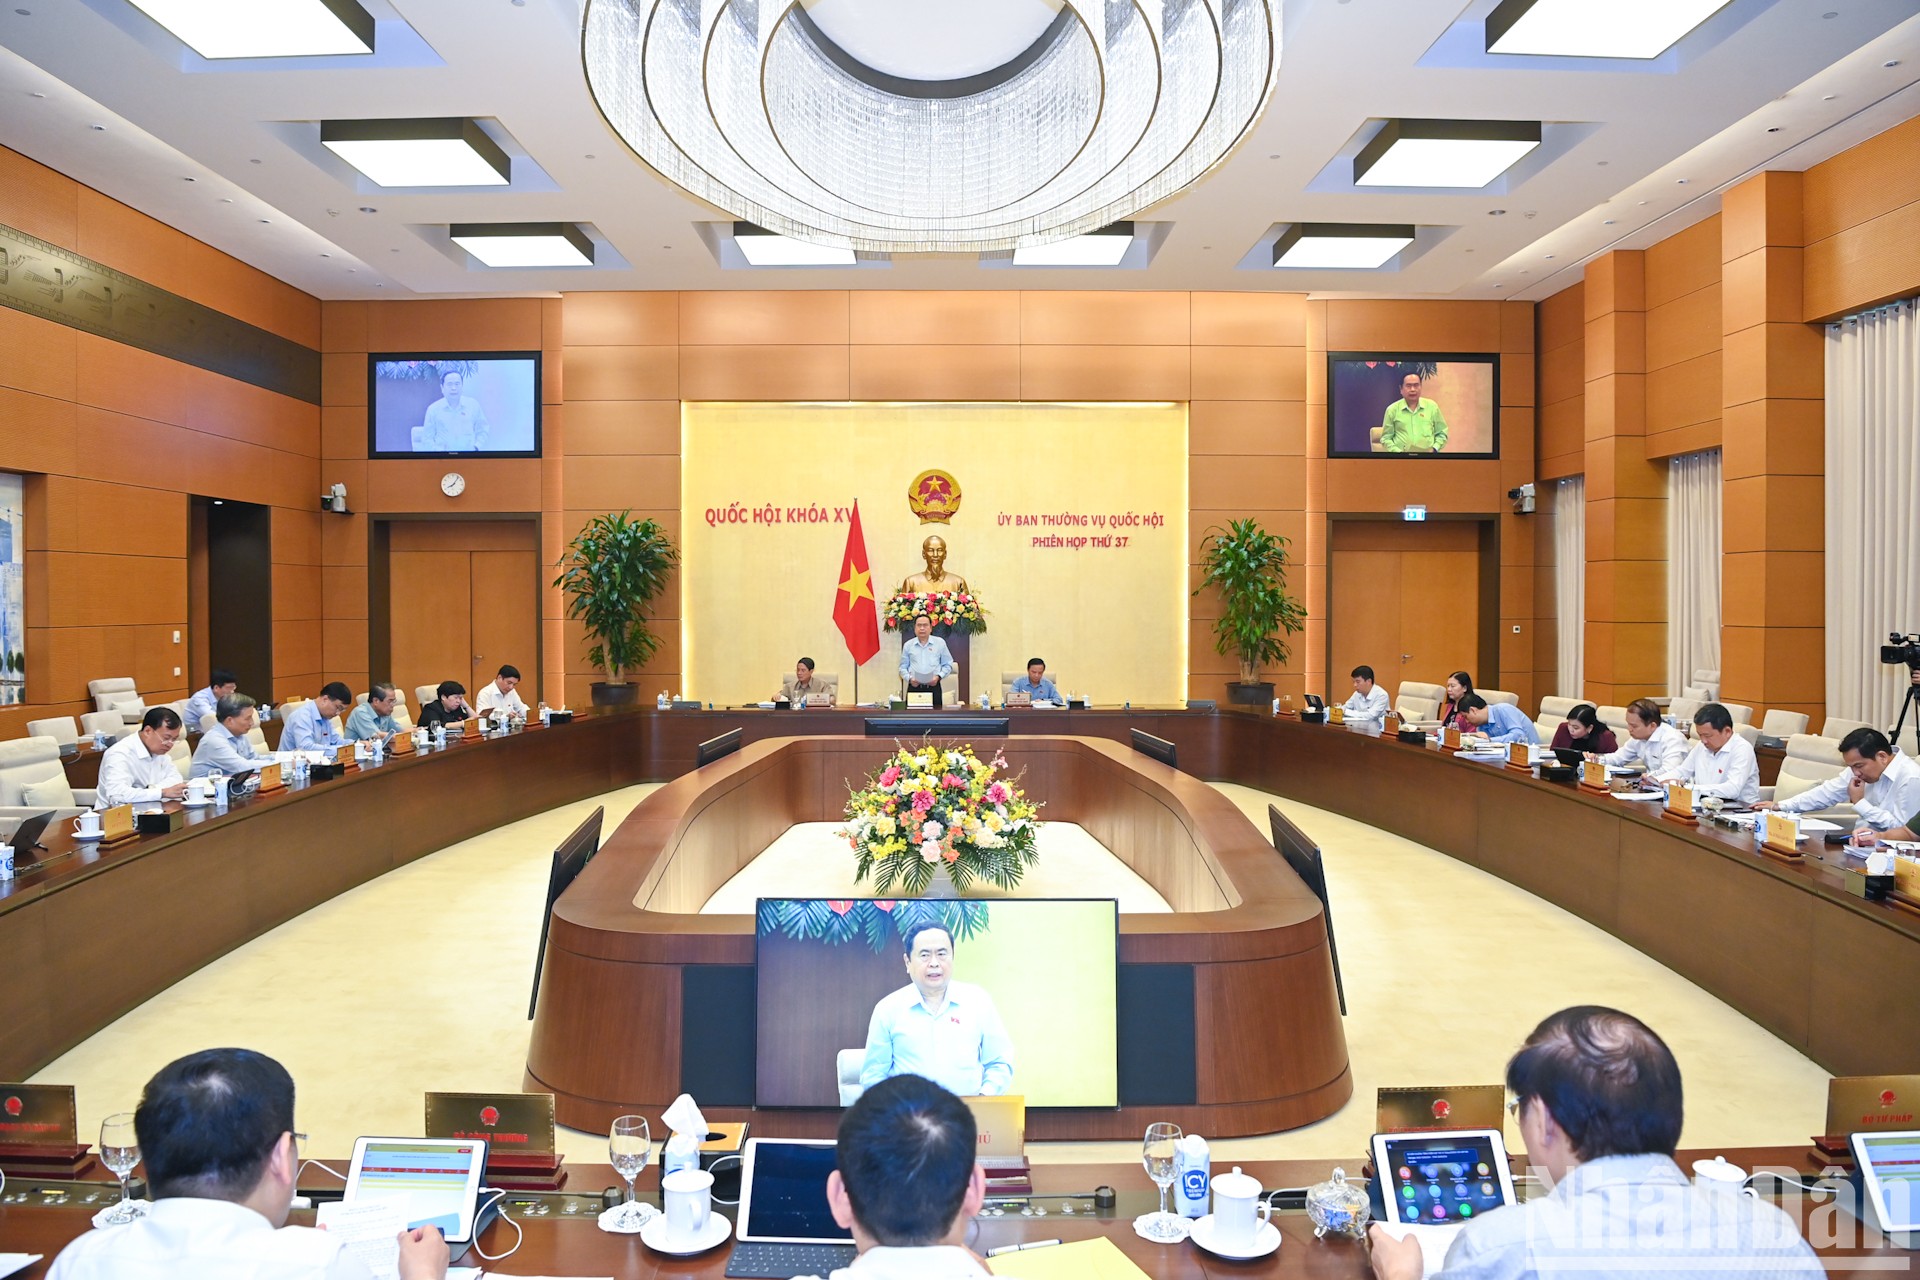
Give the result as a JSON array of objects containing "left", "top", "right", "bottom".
[
  {"left": 1342, "top": 665, "right": 1391, "bottom": 722},
  {"left": 96, "top": 707, "right": 187, "bottom": 808},
  {"left": 345, "top": 684, "right": 402, "bottom": 743},
  {"left": 1591, "top": 698, "right": 1689, "bottom": 774},
  {"left": 184, "top": 668, "right": 237, "bottom": 733},
  {"left": 1009, "top": 658, "right": 1061, "bottom": 705},
  {"left": 1653, "top": 703, "right": 1760, "bottom": 806},
  {"left": 474, "top": 665, "right": 527, "bottom": 721},
  {"left": 1550, "top": 704, "right": 1618, "bottom": 755},
  {"left": 899, "top": 615, "right": 954, "bottom": 708},
  {"left": 415, "top": 682, "right": 472, "bottom": 732},
  {"left": 1459, "top": 693, "right": 1539, "bottom": 746},
  {"left": 279, "top": 684, "right": 350, "bottom": 753},
  {"left": 191, "top": 695, "right": 270, "bottom": 779},
  {"left": 1759, "top": 727, "right": 1920, "bottom": 836},
  {"left": 778, "top": 657, "right": 831, "bottom": 705}
]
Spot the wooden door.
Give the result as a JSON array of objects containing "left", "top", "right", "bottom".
[
  {"left": 1399, "top": 550, "right": 1480, "bottom": 681},
  {"left": 389, "top": 551, "right": 472, "bottom": 702},
  {"left": 1329, "top": 551, "right": 1402, "bottom": 689},
  {"left": 469, "top": 550, "right": 539, "bottom": 694},
  {"left": 1330, "top": 521, "right": 1484, "bottom": 692}
]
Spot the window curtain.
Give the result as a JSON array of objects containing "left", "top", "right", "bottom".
[
  {"left": 1666, "top": 451, "right": 1722, "bottom": 696},
  {"left": 1827, "top": 300, "right": 1920, "bottom": 727},
  {"left": 1554, "top": 476, "right": 1584, "bottom": 698}
]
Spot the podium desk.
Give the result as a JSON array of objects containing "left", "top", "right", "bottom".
[{"left": 0, "top": 1148, "right": 1906, "bottom": 1278}]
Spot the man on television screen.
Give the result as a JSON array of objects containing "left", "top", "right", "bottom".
[
  {"left": 422, "top": 369, "right": 490, "bottom": 452},
  {"left": 859, "top": 922, "right": 1013, "bottom": 1098},
  {"left": 1380, "top": 370, "right": 1447, "bottom": 453}
]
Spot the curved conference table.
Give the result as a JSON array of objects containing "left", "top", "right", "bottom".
[{"left": 2, "top": 708, "right": 1916, "bottom": 1116}]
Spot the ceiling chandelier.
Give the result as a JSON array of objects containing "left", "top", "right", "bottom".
[{"left": 581, "top": 0, "right": 1281, "bottom": 254}]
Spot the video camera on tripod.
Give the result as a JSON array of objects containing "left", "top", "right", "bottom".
[{"left": 1881, "top": 633, "right": 1920, "bottom": 668}]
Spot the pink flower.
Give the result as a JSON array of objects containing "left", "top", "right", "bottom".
[
  {"left": 879, "top": 765, "right": 902, "bottom": 787},
  {"left": 912, "top": 790, "right": 935, "bottom": 813},
  {"left": 873, "top": 900, "right": 895, "bottom": 912},
  {"left": 942, "top": 773, "right": 967, "bottom": 790},
  {"left": 986, "top": 781, "right": 1009, "bottom": 804},
  {"left": 828, "top": 900, "right": 854, "bottom": 916}
]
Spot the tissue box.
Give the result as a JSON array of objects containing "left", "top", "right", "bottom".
[
  {"left": 1847, "top": 869, "right": 1896, "bottom": 901},
  {"left": 136, "top": 808, "right": 184, "bottom": 835}
]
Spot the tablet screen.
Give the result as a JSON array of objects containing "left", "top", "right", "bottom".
[
  {"left": 739, "top": 1140, "right": 853, "bottom": 1243},
  {"left": 1855, "top": 1131, "right": 1920, "bottom": 1231},
  {"left": 1377, "top": 1132, "right": 1513, "bottom": 1225},
  {"left": 349, "top": 1139, "right": 486, "bottom": 1239}
]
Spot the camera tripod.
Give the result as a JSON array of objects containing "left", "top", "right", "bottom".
[{"left": 1893, "top": 671, "right": 1920, "bottom": 756}]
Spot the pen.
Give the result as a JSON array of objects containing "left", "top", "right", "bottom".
[{"left": 986, "top": 1239, "right": 1063, "bottom": 1256}]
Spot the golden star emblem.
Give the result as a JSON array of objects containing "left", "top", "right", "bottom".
[{"left": 838, "top": 564, "right": 873, "bottom": 607}]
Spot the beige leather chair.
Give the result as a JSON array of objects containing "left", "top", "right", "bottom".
[
  {"left": 1667, "top": 696, "right": 1704, "bottom": 726},
  {"left": 1596, "top": 705, "right": 1632, "bottom": 731},
  {"left": 1720, "top": 702, "right": 1754, "bottom": 727},
  {"left": 1479, "top": 689, "right": 1521, "bottom": 709},
  {"left": 87, "top": 677, "right": 138, "bottom": 715},
  {"left": 414, "top": 685, "right": 441, "bottom": 712},
  {"left": 1535, "top": 695, "right": 1580, "bottom": 743},
  {"left": 80, "top": 711, "right": 127, "bottom": 743},
  {"left": 1822, "top": 715, "right": 1876, "bottom": 742},
  {"left": 998, "top": 671, "right": 1061, "bottom": 702},
  {"left": 1760, "top": 734, "right": 1848, "bottom": 811},
  {"left": 197, "top": 712, "right": 218, "bottom": 733},
  {"left": 1691, "top": 669, "right": 1721, "bottom": 700},
  {"left": 25, "top": 717, "right": 80, "bottom": 751},
  {"left": 1760, "top": 709, "right": 1811, "bottom": 738},
  {"left": 1734, "top": 723, "right": 1762, "bottom": 747},
  {"left": 1394, "top": 681, "right": 1444, "bottom": 723},
  {"left": 0, "top": 737, "right": 77, "bottom": 819}
]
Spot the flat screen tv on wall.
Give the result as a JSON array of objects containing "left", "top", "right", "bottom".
[
  {"left": 368, "top": 352, "right": 541, "bottom": 459},
  {"left": 1327, "top": 353, "right": 1499, "bottom": 460}
]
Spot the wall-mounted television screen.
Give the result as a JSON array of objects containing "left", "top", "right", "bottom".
[
  {"left": 755, "top": 897, "right": 1118, "bottom": 1109},
  {"left": 1328, "top": 353, "right": 1498, "bottom": 459},
  {"left": 368, "top": 352, "right": 541, "bottom": 458}
]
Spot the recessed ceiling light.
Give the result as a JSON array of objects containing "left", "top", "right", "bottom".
[
  {"left": 1353, "top": 119, "right": 1541, "bottom": 188},
  {"left": 359, "top": 206, "right": 377, "bottom": 213},
  {"left": 322, "top": 118, "right": 511, "bottom": 187},
  {"left": 258, "top": 219, "right": 270, "bottom": 224},
  {"left": 451, "top": 222, "right": 596, "bottom": 268},
  {"left": 1488, "top": 209, "right": 1507, "bottom": 216},
  {"left": 182, "top": 176, "right": 196, "bottom": 182},
  {"left": 1271, "top": 222, "right": 1415, "bottom": 270},
  {"left": 1885, "top": 59, "right": 1901, "bottom": 68},
  {"left": 1011, "top": 223, "right": 1135, "bottom": 267},
  {"left": 28, "top": 91, "right": 44, "bottom": 98},
  {"left": 1486, "top": 0, "right": 1734, "bottom": 58},
  {"left": 732, "top": 222, "right": 856, "bottom": 266},
  {"left": 88, "top": 124, "right": 104, "bottom": 131},
  {"left": 1603, "top": 219, "right": 1615, "bottom": 225},
  {"left": 219, "top": 197, "right": 233, "bottom": 203},
  {"left": 125, "top": 0, "right": 374, "bottom": 59}
]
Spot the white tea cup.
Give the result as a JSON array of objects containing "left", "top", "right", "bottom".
[
  {"left": 186, "top": 777, "right": 210, "bottom": 802},
  {"left": 1209, "top": 1166, "right": 1272, "bottom": 1253},
  {"left": 73, "top": 811, "right": 103, "bottom": 839},
  {"left": 662, "top": 1167, "right": 713, "bottom": 1242},
  {"left": 1692, "top": 1157, "right": 1750, "bottom": 1193}
]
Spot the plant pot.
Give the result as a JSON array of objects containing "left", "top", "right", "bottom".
[
  {"left": 1227, "top": 681, "right": 1275, "bottom": 706},
  {"left": 592, "top": 681, "right": 640, "bottom": 707},
  {"left": 924, "top": 862, "right": 959, "bottom": 899}
]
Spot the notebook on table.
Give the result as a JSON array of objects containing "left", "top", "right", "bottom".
[{"left": 726, "top": 1137, "right": 857, "bottom": 1279}]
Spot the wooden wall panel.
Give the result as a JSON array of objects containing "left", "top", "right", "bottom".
[
  {"left": 679, "top": 291, "right": 850, "bottom": 346},
  {"left": 364, "top": 299, "right": 545, "bottom": 352},
  {"left": 847, "top": 345, "right": 1021, "bottom": 400},
  {"left": 1018, "top": 291, "right": 1191, "bottom": 345},
  {"left": 848, "top": 292, "right": 1019, "bottom": 345}
]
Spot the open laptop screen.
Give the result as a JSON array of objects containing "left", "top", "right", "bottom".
[{"left": 737, "top": 1139, "right": 854, "bottom": 1244}]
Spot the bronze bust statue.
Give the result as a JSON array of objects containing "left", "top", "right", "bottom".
[{"left": 899, "top": 534, "right": 969, "bottom": 594}]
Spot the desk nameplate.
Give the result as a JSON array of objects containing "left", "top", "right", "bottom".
[
  {"left": 96, "top": 805, "right": 138, "bottom": 847},
  {"left": 1761, "top": 813, "right": 1805, "bottom": 862},
  {"left": 0, "top": 1083, "right": 78, "bottom": 1148},
  {"left": 1579, "top": 760, "right": 1609, "bottom": 793},
  {"left": 1661, "top": 783, "right": 1699, "bottom": 827},
  {"left": 1376, "top": 1085, "right": 1504, "bottom": 1132},
  {"left": 425, "top": 1091, "right": 556, "bottom": 1157}
]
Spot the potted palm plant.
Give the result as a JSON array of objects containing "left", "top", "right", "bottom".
[
  {"left": 553, "top": 511, "right": 678, "bottom": 706},
  {"left": 1195, "top": 517, "right": 1308, "bottom": 705}
]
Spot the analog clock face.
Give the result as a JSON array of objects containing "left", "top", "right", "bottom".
[{"left": 441, "top": 472, "right": 466, "bottom": 497}]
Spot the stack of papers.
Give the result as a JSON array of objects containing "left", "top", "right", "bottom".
[
  {"left": 988, "top": 1237, "right": 1147, "bottom": 1278},
  {"left": 1374, "top": 1222, "right": 1461, "bottom": 1278}
]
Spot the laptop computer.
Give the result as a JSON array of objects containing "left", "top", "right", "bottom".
[{"left": 727, "top": 1137, "right": 857, "bottom": 1279}]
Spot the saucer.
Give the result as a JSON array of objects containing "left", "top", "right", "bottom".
[
  {"left": 596, "top": 1203, "right": 658, "bottom": 1235},
  {"left": 72, "top": 830, "right": 104, "bottom": 841},
  {"left": 1131, "top": 1212, "right": 1193, "bottom": 1243},
  {"left": 180, "top": 798, "right": 215, "bottom": 808},
  {"left": 1189, "top": 1214, "right": 1281, "bottom": 1260},
  {"left": 640, "top": 1211, "right": 731, "bottom": 1255}
]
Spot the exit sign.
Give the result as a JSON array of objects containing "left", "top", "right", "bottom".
[{"left": 1403, "top": 505, "right": 1428, "bottom": 522}]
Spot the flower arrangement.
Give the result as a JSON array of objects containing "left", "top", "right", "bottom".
[
  {"left": 840, "top": 743, "right": 1041, "bottom": 895},
  {"left": 883, "top": 590, "right": 988, "bottom": 635},
  {"left": 758, "top": 898, "right": 991, "bottom": 952}
]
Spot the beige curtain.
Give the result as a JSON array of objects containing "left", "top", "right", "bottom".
[
  {"left": 1666, "top": 451, "right": 1721, "bottom": 696},
  {"left": 1826, "top": 301, "right": 1920, "bottom": 728},
  {"left": 1554, "top": 476, "right": 1584, "bottom": 698}
]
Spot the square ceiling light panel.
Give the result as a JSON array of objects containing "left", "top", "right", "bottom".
[
  {"left": 126, "top": 0, "right": 375, "bottom": 58},
  {"left": 733, "top": 223, "right": 857, "bottom": 266},
  {"left": 322, "top": 119, "right": 511, "bottom": 187},
  {"left": 1012, "top": 223, "right": 1136, "bottom": 266},
  {"left": 1272, "top": 224, "right": 1415, "bottom": 270},
  {"left": 451, "top": 223, "right": 595, "bottom": 268},
  {"left": 1354, "top": 120, "right": 1541, "bottom": 188},
  {"left": 1485, "top": 0, "right": 1735, "bottom": 59}
]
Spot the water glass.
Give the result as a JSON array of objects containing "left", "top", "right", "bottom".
[
  {"left": 100, "top": 1112, "right": 143, "bottom": 1224},
  {"left": 609, "top": 1115, "right": 655, "bottom": 1228},
  {"left": 1141, "top": 1122, "right": 1183, "bottom": 1241}
]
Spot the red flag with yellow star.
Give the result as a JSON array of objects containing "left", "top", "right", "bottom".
[{"left": 833, "top": 500, "right": 880, "bottom": 665}]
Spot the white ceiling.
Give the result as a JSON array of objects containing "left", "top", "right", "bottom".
[{"left": 0, "top": 0, "right": 1917, "bottom": 302}]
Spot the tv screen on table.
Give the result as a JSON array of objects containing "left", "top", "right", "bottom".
[
  {"left": 1328, "top": 353, "right": 1498, "bottom": 459},
  {"left": 755, "top": 897, "right": 1118, "bottom": 1109},
  {"left": 368, "top": 352, "right": 541, "bottom": 458}
]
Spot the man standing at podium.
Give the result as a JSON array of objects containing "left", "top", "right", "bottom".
[
  {"left": 860, "top": 922, "right": 1013, "bottom": 1098},
  {"left": 899, "top": 615, "right": 954, "bottom": 708}
]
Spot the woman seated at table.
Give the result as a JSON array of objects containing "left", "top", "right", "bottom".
[
  {"left": 1551, "top": 703, "right": 1619, "bottom": 755},
  {"left": 1438, "top": 671, "right": 1476, "bottom": 730}
]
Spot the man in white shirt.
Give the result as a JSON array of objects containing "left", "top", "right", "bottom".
[
  {"left": 860, "top": 923, "right": 1013, "bottom": 1097},
  {"left": 799, "top": 1075, "right": 989, "bottom": 1280},
  {"left": 279, "top": 683, "right": 351, "bottom": 754},
  {"left": 185, "top": 668, "right": 237, "bottom": 732},
  {"left": 1341, "top": 665, "right": 1391, "bottom": 722},
  {"left": 1593, "top": 698, "right": 1689, "bottom": 775},
  {"left": 1756, "top": 727, "right": 1920, "bottom": 833},
  {"left": 1367, "top": 1007, "right": 1821, "bottom": 1280},
  {"left": 1655, "top": 702, "right": 1760, "bottom": 806},
  {"left": 95, "top": 707, "right": 187, "bottom": 809},
  {"left": 48, "top": 1047, "right": 447, "bottom": 1280},
  {"left": 474, "top": 664, "right": 528, "bottom": 721}
]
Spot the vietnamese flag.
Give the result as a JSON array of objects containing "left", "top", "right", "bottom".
[{"left": 833, "top": 500, "right": 881, "bottom": 664}]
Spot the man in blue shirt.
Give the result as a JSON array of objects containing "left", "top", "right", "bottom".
[
  {"left": 279, "top": 682, "right": 350, "bottom": 753},
  {"left": 859, "top": 922, "right": 1013, "bottom": 1098},
  {"left": 1458, "top": 693, "right": 1538, "bottom": 746},
  {"left": 190, "top": 694, "right": 271, "bottom": 779},
  {"left": 1008, "top": 658, "right": 1062, "bottom": 706},
  {"left": 184, "top": 668, "right": 237, "bottom": 733},
  {"left": 345, "top": 683, "right": 402, "bottom": 744},
  {"left": 899, "top": 615, "right": 954, "bottom": 708}
]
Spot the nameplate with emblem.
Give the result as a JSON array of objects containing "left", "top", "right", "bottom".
[
  {"left": 1661, "top": 783, "right": 1698, "bottom": 827},
  {"left": 256, "top": 762, "right": 286, "bottom": 794},
  {"left": 1504, "top": 742, "right": 1531, "bottom": 773},
  {"left": 98, "top": 803, "right": 139, "bottom": 846},
  {"left": 462, "top": 717, "right": 482, "bottom": 739},
  {"left": 1376, "top": 1085, "right": 1504, "bottom": 1133},
  {"left": 906, "top": 692, "right": 934, "bottom": 709},
  {"left": 1761, "top": 812, "right": 1804, "bottom": 861},
  {"left": 425, "top": 1091, "right": 556, "bottom": 1156},
  {"left": 1442, "top": 726, "right": 1462, "bottom": 752},
  {"left": 1580, "top": 760, "right": 1609, "bottom": 792},
  {"left": 0, "top": 1084, "right": 79, "bottom": 1148}
]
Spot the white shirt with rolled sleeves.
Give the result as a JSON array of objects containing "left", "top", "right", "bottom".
[
  {"left": 476, "top": 681, "right": 528, "bottom": 720},
  {"left": 94, "top": 733, "right": 183, "bottom": 809},
  {"left": 1775, "top": 749, "right": 1920, "bottom": 829},
  {"left": 1341, "top": 685, "right": 1392, "bottom": 722},
  {"left": 859, "top": 980, "right": 1013, "bottom": 1098},
  {"left": 1597, "top": 722, "right": 1689, "bottom": 775},
  {"left": 1660, "top": 733, "right": 1761, "bottom": 806},
  {"left": 48, "top": 1195, "right": 374, "bottom": 1280}
]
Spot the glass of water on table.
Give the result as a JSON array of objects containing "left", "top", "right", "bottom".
[
  {"left": 1138, "top": 1121, "right": 1187, "bottom": 1242},
  {"left": 609, "top": 1114, "right": 657, "bottom": 1228},
  {"left": 100, "top": 1112, "right": 145, "bottom": 1224}
]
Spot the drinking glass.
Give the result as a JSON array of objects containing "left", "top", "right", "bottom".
[
  {"left": 609, "top": 1115, "right": 655, "bottom": 1228},
  {"left": 100, "top": 1112, "right": 143, "bottom": 1224},
  {"left": 1141, "top": 1121, "right": 1183, "bottom": 1241}
]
